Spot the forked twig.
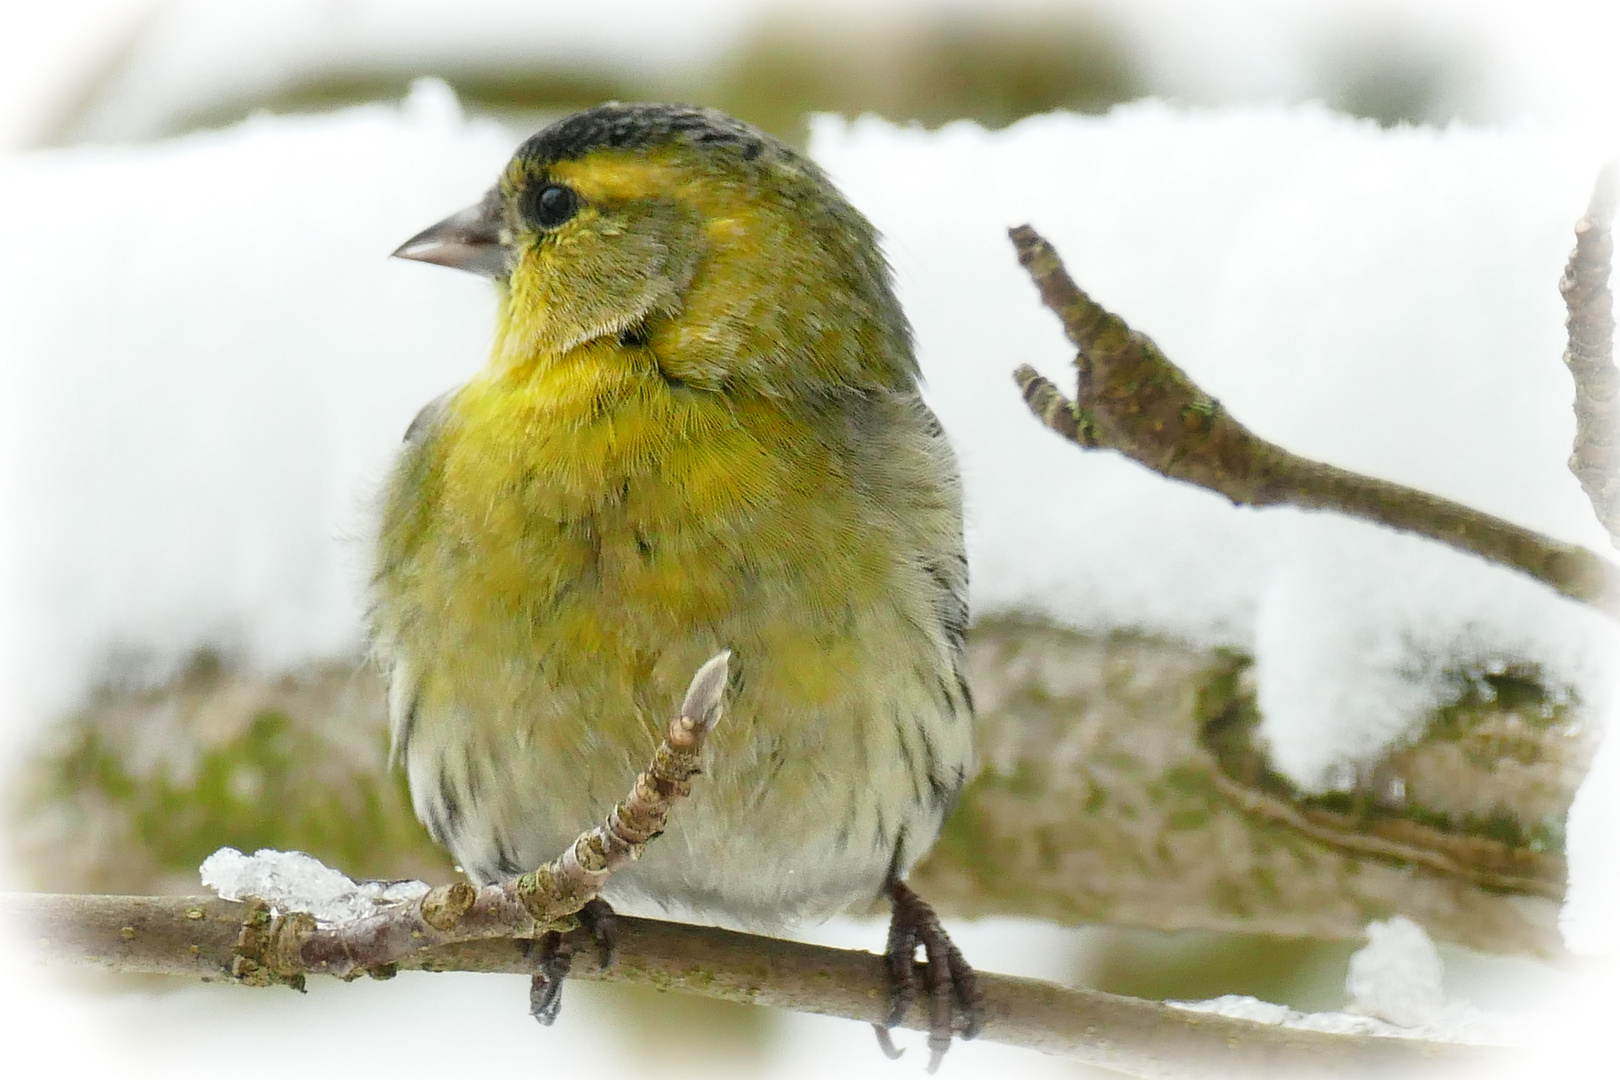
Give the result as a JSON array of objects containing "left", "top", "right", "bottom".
[{"left": 1009, "top": 224, "right": 1620, "bottom": 621}]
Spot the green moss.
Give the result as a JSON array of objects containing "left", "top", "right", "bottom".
[
  {"left": 1163, "top": 764, "right": 1216, "bottom": 798},
  {"left": 1424, "top": 665, "right": 1575, "bottom": 770},
  {"left": 1166, "top": 808, "right": 1211, "bottom": 831},
  {"left": 1250, "top": 865, "right": 1281, "bottom": 903},
  {"left": 1311, "top": 790, "right": 1357, "bottom": 817},
  {"left": 1082, "top": 928, "right": 1356, "bottom": 1011},
  {"left": 1401, "top": 802, "right": 1454, "bottom": 833},
  {"left": 1083, "top": 781, "right": 1108, "bottom": 814},
  {"left": 927, "top": 788, "right": 1005, "bottom": 894},
  {"left": 1209, "top": 878, "right": 1253, "bottom": 919},
  {"left": 1092, "top": 749, "right": 1146, "bottom": 773},
  {"left": 1526, "top": 816, "right": 1565, "bottom": 854},
  {"left": 986, "top": 759, "right": 1043, "bottom": 798},
  {"left": 1034, "top": 826, "right": 1062, "bottom": 871},
  {"left": 21, "top": 662, "right": 449, "bottom": 893}
]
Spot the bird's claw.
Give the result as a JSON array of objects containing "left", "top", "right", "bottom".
[
  {"left": 875, "top": 880, "right": 982, "bottom": 1072},
  {"left": 525, "top": 897, "right": 618, "bottom": 1025}
]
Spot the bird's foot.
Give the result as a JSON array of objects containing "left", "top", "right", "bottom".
[
  {"left": 875, "top": 880, "right": 982, "bottom": 1072},
  {"left": 526, "top": 897, "right": 618, "bottom": 1025}
]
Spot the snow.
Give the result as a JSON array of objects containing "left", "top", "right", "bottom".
[
  {"left": 1173, "top": 916, "right": 1539, "bottom": 1046},
  {"left": 1171, "top": 992, "right": 1536, "bottom": 1046},
  {"left": 1251, "top": 519, "right": 1613, "bottom": 790},
  {"left": 1345, "top": 916, "right": 1445, "bottom": 1028},
  {"left": 199, "top": 847, "right": 428, "bottom": 925}
]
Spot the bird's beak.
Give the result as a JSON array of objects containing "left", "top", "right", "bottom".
[{"left": 392, "top": 189, "right": 508, "bottom": 277}]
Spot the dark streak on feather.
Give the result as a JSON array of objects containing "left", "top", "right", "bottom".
[
  {"left": 516, "top": 103, "right": 788, "bottom": 174},
  {"left": 893, "top": 707, "right": 922, "bottom": 805},
  {"left": 935, "top": 765, "right": 967, "bottom": 821},
  {"left": 439, "top": 774, "right": 464, "bottom": 836},
  {"left": 922, "top": 553, "right": 969, "bottom": 656},
  {"left": 955, "top": 666, "right": 975, "bottom": 715},
  {"left": 424, "top": 803, "right": 449, "bottom": 847},
  {"left": 396, "top": 691, "right": 420, "bottom": 762},
  {"left": 873, "top": 815, "right": 893, "bottom": 856},
  {"left": 885, "top": 827, "right": 909, "bottom": 887},
  {"left": 495, "top": 835, "right": 521, "bottom": 877}
]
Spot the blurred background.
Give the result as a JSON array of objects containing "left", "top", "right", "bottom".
[
  {"left": 1, "top": 1, "right": 1617, "bottom": 1078},
  {"left": 5, "top": 0, "right": 1620, "bottom": 155}
]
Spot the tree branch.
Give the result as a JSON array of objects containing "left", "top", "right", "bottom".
[
  {"left": 1563, "top": 164, "right": 1619, "bottom": 547},
  {"left": 8, "top": 891, "right": 1507, "bottom": 1079},
  {"left": 1007, "top": 224, "right": 1620, "bottom": 621}
]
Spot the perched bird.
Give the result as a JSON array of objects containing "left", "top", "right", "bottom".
[{"left": 375, "top": 103, "right": 979, "bottom": 1064}]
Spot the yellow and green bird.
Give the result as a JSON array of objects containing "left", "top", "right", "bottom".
[{"left": 375, "top": 103, "right": 978, "bottom": 1063}]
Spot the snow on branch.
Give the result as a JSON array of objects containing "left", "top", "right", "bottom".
[{"left": 1009, "top": 223, "right": 1620, "bottom": 622}]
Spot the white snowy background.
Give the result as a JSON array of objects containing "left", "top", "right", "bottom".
[{"left": 2, "top": 2, "right": 1620, "bottom": 1078}]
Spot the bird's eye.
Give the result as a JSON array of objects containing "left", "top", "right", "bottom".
[{"left": 529, "top": 184, "right": 580, "bottom": 229}]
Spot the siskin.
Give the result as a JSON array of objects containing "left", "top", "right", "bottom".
[{"left": 375, "top": 103, "right": 979, "bottom": 1064}]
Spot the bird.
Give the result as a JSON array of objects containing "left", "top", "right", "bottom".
[{"left": 374, "top": 102, "right": 979, "bottom": 1066}]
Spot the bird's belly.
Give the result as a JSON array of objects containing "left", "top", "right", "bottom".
[{"left": 397, "top": 529, "right": 968, "bottom": 930}]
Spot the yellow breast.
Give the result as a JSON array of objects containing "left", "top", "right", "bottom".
[{"left": 411, "top": 335, "right": 898, "bottom": 735}]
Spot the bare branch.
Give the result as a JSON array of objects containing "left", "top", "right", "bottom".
[
  {"left": 1563, "top": 164, "right": 1619, "bottom": 546},
  {"left": 9, "top": 891, "right": 1507, "bottom": 1079},
  {"left": 233, "top": 651, "right": 730, "bottom": 983},
  {"left": 1008, "top": 224, "right": 1620, "bottom": 622}
]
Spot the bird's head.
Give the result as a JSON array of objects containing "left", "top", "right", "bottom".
[{"left": 395, "top": 103, "right": 915, "bottom": 397}]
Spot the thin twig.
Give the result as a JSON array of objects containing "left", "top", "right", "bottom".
[
  {"left": 1008, "top": 224, "right": 1620, "bottom": 622},
  {"left": 1563, "top": 164, "right": 1619, "bottom": 547},
  {"left": 8, "top": 892, "right": 1506, "bottom": 1079},
  {"left": 227, "top": 651, "right": 730, "bottom": 983}
]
